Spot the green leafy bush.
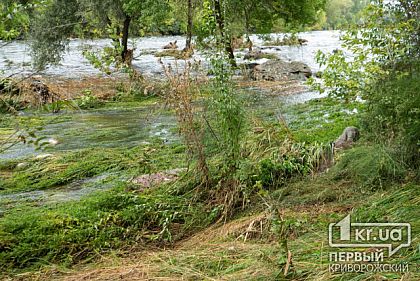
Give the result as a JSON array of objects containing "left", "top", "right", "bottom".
[
  {"left": 259, "top": 156, "right": 309, "bottom": 189},
  {"left": 76, "top": 90, "right": 103, "bottom": 109},
  {"left": 363, "top": 71, "right": 420, "bottom": 168},
  {"left": 310, "top": 0, "right": 420, "bottom": 175}
]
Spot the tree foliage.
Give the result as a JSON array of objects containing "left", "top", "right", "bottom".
[
  {"left": 0, "top": 0, "right": 43, "bottom": 40},
  {"left": 311, "top": 0, "right": 420, "bottom": 167},
  {"left": 30, "top": 0, "right": 81, "bottom": 70},
  {"left": 30, "top": 0, "right": 170, "bottom": 70},
  {"left": 323, "top": 0, "right": 368, "bottom": 30}
]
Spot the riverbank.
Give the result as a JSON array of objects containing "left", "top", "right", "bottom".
[
  {"left": 12, "top": 180, "right": 418, "bottom": 281},
  {"left": 1, "top": 28, "right": 418, "bottom": 280},
  {"left": 1, "top": 76, "right": 418, "bottom": 280}
]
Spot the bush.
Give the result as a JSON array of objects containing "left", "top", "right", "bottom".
[
  {"left": 76, "top": 90, "right": 103, "bottom": 109},
  {"left": 331, "top": 145, "right": 407, "bottom": 189},
  {"left": 363, "top": 69, "right": 420, "bottom": 168},
  {"left": 311, "top": 1, "right": 420, "bottom": 171},
  {"left": 259, "top": 157, "right": 309, "bottom": 189}
]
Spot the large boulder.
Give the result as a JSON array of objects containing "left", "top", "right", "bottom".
[
  {"left": 249, "top": 59, "right": 312, "bottom": 81},
  {"left": 334, "top": 127, "right": 360, "bottom": 149}
]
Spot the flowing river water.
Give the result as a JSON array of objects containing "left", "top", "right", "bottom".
[
  {"left": 0, "top": 31, "right": 344, "bottom": 210},
  {"left": 1, "top": 30, "right": 342, "bottom": 77}
]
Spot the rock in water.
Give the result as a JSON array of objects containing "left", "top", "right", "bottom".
[
  {"left": 163, "top": 41, "right": 178, "bottom": 50},
  {"left": 249, "top": 59, "right": 312, "bottom": 81},
  {"left": 334, "top": 127, "right": 360, "bottom": 149},
  {"left": 298, "top": 38, "right": 308, "bottom": 45},
  {"left": 244, "top": 48, "right": 263, "bottom": 60},
  {"left": 16, "top": 162, "right": 29, "bottom": 170},
  {"left": 35, "top": 154, "right": 54, "bottom": 160},
  {"left": 48, "top": 138, "right": 59, "bottom": 146}
]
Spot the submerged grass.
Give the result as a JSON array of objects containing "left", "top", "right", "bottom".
[
  {"left": 0, "top": 142, "right": 186, "bottom": 193},
  {"left": 282, "top": 98, "right": 363, "bottom": 144}
]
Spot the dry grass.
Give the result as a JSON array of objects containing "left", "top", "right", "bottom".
[
  {"left": 236, "top": 80, "right": 307, "bottom": 96},
  {"left": 22, "top": 77, "right": 121, "bottom": 101}
]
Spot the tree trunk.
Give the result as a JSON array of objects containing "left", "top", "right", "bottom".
[
  {"left": 214, "top": 0, "right": 236, "bottom": 67},
  {"left": 185, "top": 0, "right": 193, "bottom": 50},
  {"left": 121, "top": 15, "right": 131, "bottom": 61},
  {"left": 244, "top": 5, "right": 253, "bottom": 51}
]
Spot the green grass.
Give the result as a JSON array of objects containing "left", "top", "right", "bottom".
[
  {"left": 283, "top": 98, "right": 363, "bottom": 143},
  {"left": 128, "top": 179, "right": 419, "bottom": 281},
  {"left": 0, "top": 183, "right": 215, "bottom": 274},
  {"left": 0, "top": 142, "right": 186, "bottom": 193},
  {"left": 1, "top": 93, "right": 417, "bottom": 280},
  {"left": 331, "top": 144, "right": 408, "bottom": 189}
]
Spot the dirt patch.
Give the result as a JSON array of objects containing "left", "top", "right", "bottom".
[
  {"left": 31, "top": 77, "right": 121, "bottom": 100},
  {"left": 131, "top": 168, "right": 186, "bottom": 192}
]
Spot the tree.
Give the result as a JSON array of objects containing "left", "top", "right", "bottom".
[
  {"left": 31, "top": 0, "right": 170, "bottom": 70},
  {"left": 185, "top": 0, "right": 194, "bottom": 50},
  {"left": 325, "top": 0, "right": 354, "bottom": 29},
  {"left": 30, "top": 0, "right": 81, "bottom": 70},
  {"left": 199, "top": 0, "right": 326, "bottom": 66},
  {"left": 0, "top": 0, "right": 42, "bottom": 40},
  {"left": 311, "top": 0, "right": 420, "bottom": 167}
]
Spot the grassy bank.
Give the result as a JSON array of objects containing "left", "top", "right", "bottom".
[
  {"left": 5, "top": 173, "right": 418, "bottom": 280},
  {"left": 0, "top": 93, "right": 418, "bottom": 280}
]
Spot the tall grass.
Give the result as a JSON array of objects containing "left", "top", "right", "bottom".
[{"left": 0, "top": 184, "right": 214, "bottom": 274}]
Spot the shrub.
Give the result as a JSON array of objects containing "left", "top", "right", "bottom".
[
  {"left": 363, "top": 69, "right": 420, "bottom": 168},
  {"left": 331, "top": 145, "right": 407, "bottom": 189},
  {"left": 76, "top": 90, "right": 103, "bottom": 109}
]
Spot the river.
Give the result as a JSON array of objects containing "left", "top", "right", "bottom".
[
  {"left": 0, "top": 30, "right": 342, "bottom": 77},
  {"left": 0, "top": 31, "right": 344, "bottom": 209}
]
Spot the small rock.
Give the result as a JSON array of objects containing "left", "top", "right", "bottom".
[
  {"left": 35, "top": 154, "right": 54, "bottom": 160},
  {"left": 16, "top": 162, "right": 29, "bottom": 170},
  {"left": 298, "top": 38, "right": 308, "bottom": 45},
  {"left": 47, "top": 138, "right": 59, "bottom": 146},
  {"left": 244, "top": 49, "right": 263, "bottom": 60},
  {"left": 163, "top": 41, "right": 178, "bottom": 50},
  {"left": 132, "top": 168, "right": 187, "bottom": 190}
]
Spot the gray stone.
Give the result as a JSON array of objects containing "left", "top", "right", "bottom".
[
  {"left": 249, "top": 59, "right": 312, "bottom": 81},
  {"left": 334, "top": 127, "right": 360, "bottom": 149},
  {"left": 244, "top": 49, "right": 263, "bottom": 60}
]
